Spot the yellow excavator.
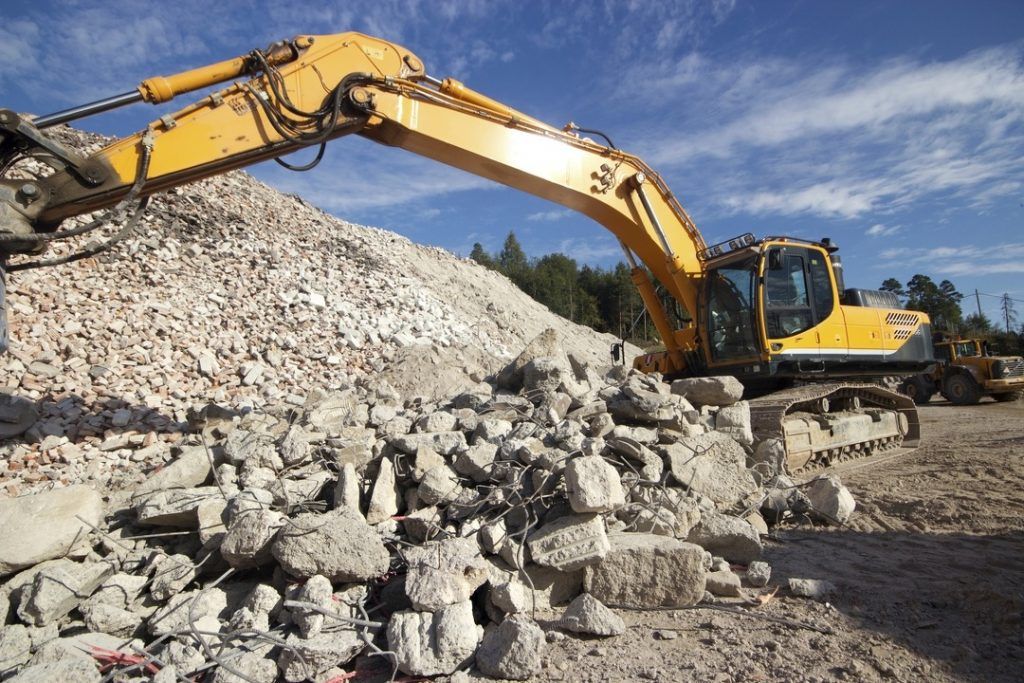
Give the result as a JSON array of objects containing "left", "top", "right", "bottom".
[{"left": 0, "top": 32, "right": 933, "bottom": 471}]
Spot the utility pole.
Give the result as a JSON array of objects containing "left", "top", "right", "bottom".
[
  {"left": 1002, "top": 293, "right": 1013, "bottom": 333},
  {"left": 975, "top": 289, "right": 983, "bottom": 318}
]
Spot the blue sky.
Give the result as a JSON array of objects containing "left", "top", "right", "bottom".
[{"left": 2, "top": 0, "right": 1022, "bottom": 323}]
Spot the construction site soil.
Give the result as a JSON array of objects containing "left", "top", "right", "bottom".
[{"left": 536, "top": 399, "right": 1024, "bottom": 683}]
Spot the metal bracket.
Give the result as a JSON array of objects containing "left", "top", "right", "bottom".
[{"left": 0, "top": 109, "right": 106, "bottom": 187}]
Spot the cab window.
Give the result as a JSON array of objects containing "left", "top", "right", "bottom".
[
  {"left": 764, "top": 246, "right": 836, "bottom": 338},
  {"left": 765, "top": 251, "right": 813, "bottom": 337},
  {"left": 706, "top": 257, "right": 759, "bottom": 361}
]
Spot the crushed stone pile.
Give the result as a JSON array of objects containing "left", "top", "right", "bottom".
[
  {"left": 0, "top": 125, "right": 636, "bottom": 496},
  {"left": 0, "top": 330, "right": 856, "bottom": 682}
]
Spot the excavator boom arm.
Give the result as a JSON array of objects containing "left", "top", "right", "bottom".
[{"left": 0, "top": 31, "right": 705, "bottom": 367}]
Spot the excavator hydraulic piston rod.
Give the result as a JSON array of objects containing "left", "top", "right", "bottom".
[{"left": 33, "top": 91, "right": 144, "bottom": 129}]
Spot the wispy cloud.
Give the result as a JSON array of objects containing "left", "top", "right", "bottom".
[
  {"left": 878, "top": 243, "right": 1024, "bottom": 276},
  {"left": 527, "top": 209, "right": 572, "bottom": 222},
  {"left": 866, "top": 223, "right": 900, "bottom": 237},
  {"left": 556, "top": 237, "right": 622, "bottom": 264},
  {"left": 629, "top": 45, "right": 1024, "bottom": 220}
]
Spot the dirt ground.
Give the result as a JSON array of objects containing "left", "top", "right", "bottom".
[{"left": 532, "top": 397, "right": 1024, "bottom": 682}]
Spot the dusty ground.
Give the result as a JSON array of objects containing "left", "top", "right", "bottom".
[{"left": 531, "top": 398, "right": 1024, "bottom": 682}]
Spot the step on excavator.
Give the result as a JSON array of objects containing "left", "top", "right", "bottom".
[{"left": 0, "top": 32, "right": 934, "bottom": 472}]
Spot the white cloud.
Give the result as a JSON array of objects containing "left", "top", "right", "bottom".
[
  {"left": 556, "top": 237, "right": 621, "bottom": 263},
  {"left": 527, "top": 209, "right": 572, "bottom": 222},
  {"left": 866, "top": 223, "right": 900, "bottom": 237},
  {"left": 876, "top": 243, "right": 1024, "bottom": 277},
  {"left": 629, "top": 45, "right": 1024, "bottom": 220}
]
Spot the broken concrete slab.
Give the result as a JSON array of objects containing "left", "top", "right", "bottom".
[
  {"left": 148, "top": 587, "right": 227, "bottom": 636},
  {"left": 789, "top": 577, "right": 837, "bottom": 600},
  {"left": 714, "top": 401, "right": 753, "bottom": 447},
  {"left": 583, "top": 533, "right": 705, "bottom": 608},
  {"left": 476, "top": 615, "right": 545, "bottom": 681},
  {"left": 133, "top": 487, "right": 223, "bottom": 527},
  {"left": 686, "top": 510, "right": 763, "bottom": 564},
  {"left": 662, "top": 431, "right": 759, "bottom": 509},
  {"left": 272, "top": 508, "right": 390, "bottom": 582},
  {"left": 527, "top": 513, "right": 610, "bottom": 572},
  {"left": 560, "top": 593, "right": 625, "bottom": 637},
  {"left": 564, "top": 456, "right": 626, "bottom": 514},
  {"left": 391, "top": 431, "right": 467, "bottom": 456},
  {"left": 404, "top": 537, "right": 489, "bottom": 612},
  {"left": 806, "top": 474, "right": 857, "bottom": 525},
  {"left": 705, "top": 570, "right": 743, "bottom": 597},
  {"left": 277, "top": 626, "right": 365, "bottom": 682},
  {"left": 16, "top": 560, "right": 113, "bottom": 627},
  {"left": 670, "top": 376, "right": 744, "bottom": 406},
  {"left": 291, "top": 574, "right": 332, "bottom": 638},
  {"left": 365, "top": 457, "right": 400, "bottom": 524},
  {"left": 387, "top": 601, "right": 481, "bottom": 676},
  {"left": 0, "top": 486, "right": 103, "bottom": 576},
  {"left": 220, "top": 509, "right": 284, "bottom": 569},
  {"left": 334, "top": 462, "right": 362, "bottom": 512},
  {"left": 134, "top": 445, "right": 212, "bottom": 496}
]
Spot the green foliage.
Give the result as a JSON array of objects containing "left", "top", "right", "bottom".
[
  {"left": 904, "top": 274, "right": 963, "bottom": 331},
  {"left": 471, "top": 232, "right": 657, "bottom": 344}
]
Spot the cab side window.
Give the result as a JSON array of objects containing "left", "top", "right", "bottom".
[
  {"left": 807, "top": 253, "right": 834, "bottom": 320},
  {"left": 765, "top": 251, "right": 814, "bottom": 337}
]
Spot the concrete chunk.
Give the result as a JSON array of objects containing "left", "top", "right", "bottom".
[
  {"left": 220, "top": 509, "right": 284, "bottom": 569},
  {"left": 527, "top": 513, "right": 609, "bottom": 571},
  {"left": 670, "top": 376, "right": 744, "bottom": 406},
  {"left": 366, "top": 457, "right": 400, "bottom": 524},
  {"left": 583, "top": 533, "right": 705, "bottom": 608},
  {"left": 476, "top": 615, "right": 545, "bottom": 681},
  {"left": 0, "top": 486, "right": 103, "bottom": 576},
  {"left": 273, "top": 508, "right": 390, "bottom": 582},
  {"left": 686, "top": 510, "right": 763, "bottom": 564},
  {"left": 135, "top": 446, "right": 212, "bottom": 495},
  {"left": 560, "top": 593, "right": 625, "bottom": 636},
  {"left": 404, "top": 537, "right": 489, "bottom": 611},
  {"left": 806, "top": 474, "right": 856, "bottom": 525},
  {"left": 133, "top": 487, "right": 222, "bottom": 527},
  {"left": 565, "top": 456, "right": 625, "bottom": 513},
  {"left": 663, "top": 431, "right": 759, "bottom": 509},
  {"left": 387, "top": 601, "right": 481, "bottom": 676},
  {"left": 17, "top": 560, "right": 113, "bottom": 627}
]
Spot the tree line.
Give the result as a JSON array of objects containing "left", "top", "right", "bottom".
[
  {"left": 469, "top": 232, "right": 660, "bottom": 344},
  {"left": 470, "top": 232, "right": 1024, "bottom": 355}
]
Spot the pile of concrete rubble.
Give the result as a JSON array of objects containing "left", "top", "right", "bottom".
[{"left": 0, "top": 330, "right": 855, "bottom": 682}]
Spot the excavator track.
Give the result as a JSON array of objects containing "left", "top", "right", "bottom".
[{"left": 748, "top": 383, "right": 920, "bottom": 474}]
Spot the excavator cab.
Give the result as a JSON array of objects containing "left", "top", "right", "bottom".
[{"left": 697, "top": 236, "right": 932, "bottom": 388}]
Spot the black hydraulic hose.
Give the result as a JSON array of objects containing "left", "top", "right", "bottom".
[{"left": 571, "top": 125, "right": 617, "bottom": 150}]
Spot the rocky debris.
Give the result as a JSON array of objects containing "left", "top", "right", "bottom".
[
  {"left": 584, "top": 533, "right": 706, "bottom": 608},
  {"left": 687, "top": 510, "right": 763, "bottom": 564},
  {"left": 564, "top": 455, "right": 626, "bottom": 513},
  {"left": 0, "top": 486, "right": 103, "bottom": 576},
  {"left": 476, "top": 615, "right": 546, "bottom": 680},
  {"left": 789, "top": 578, "right": 838, "bottom": 600},
  {"left": 663, "top": 431, "right": 759, "bottom": 509},
  {"left": 527, "top": 513, "right": 610, "bottom": 571},
  {"left": 705, "top": 570, "right": 743, "bottom": 597},
  {"left": 746, "top": 560, "right": 772, "bottom": 587},
  {"left": 671, "top": 376, "right": 744, "bottom": 406},
  {"left": 560, "top": 593, "right": 625, "bottom": 636},
  {"left": 272, "top": 508, "right": 390, "bottom": 581},
  {"left": 16, "top": 560, "right": 113, "bottom": 626},
  {"left": 404, "top": 537, "right": 489, "bottom": 611},
  {"left": 0, "top": 190, "right": 857, "bottom": 682},
  {"left": 805, "top": 474, "right": 857, "bottom": 525},
  {"left": 388, "top": 601, "right": 481, "bottom": 676}
]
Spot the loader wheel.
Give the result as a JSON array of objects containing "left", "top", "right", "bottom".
[
  {"left": 901, "top": 376, "right": 934, "bottom": 405},
  {"left": 944, "top": 374, "right": 981, "bottom": 406},
  {"left": 994, "top": 391, "right": 1023, "bottom": 403}
]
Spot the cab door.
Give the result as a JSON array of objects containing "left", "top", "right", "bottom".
[{"left": 761, "top": 246, "right": 839, "bottom": 369}]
